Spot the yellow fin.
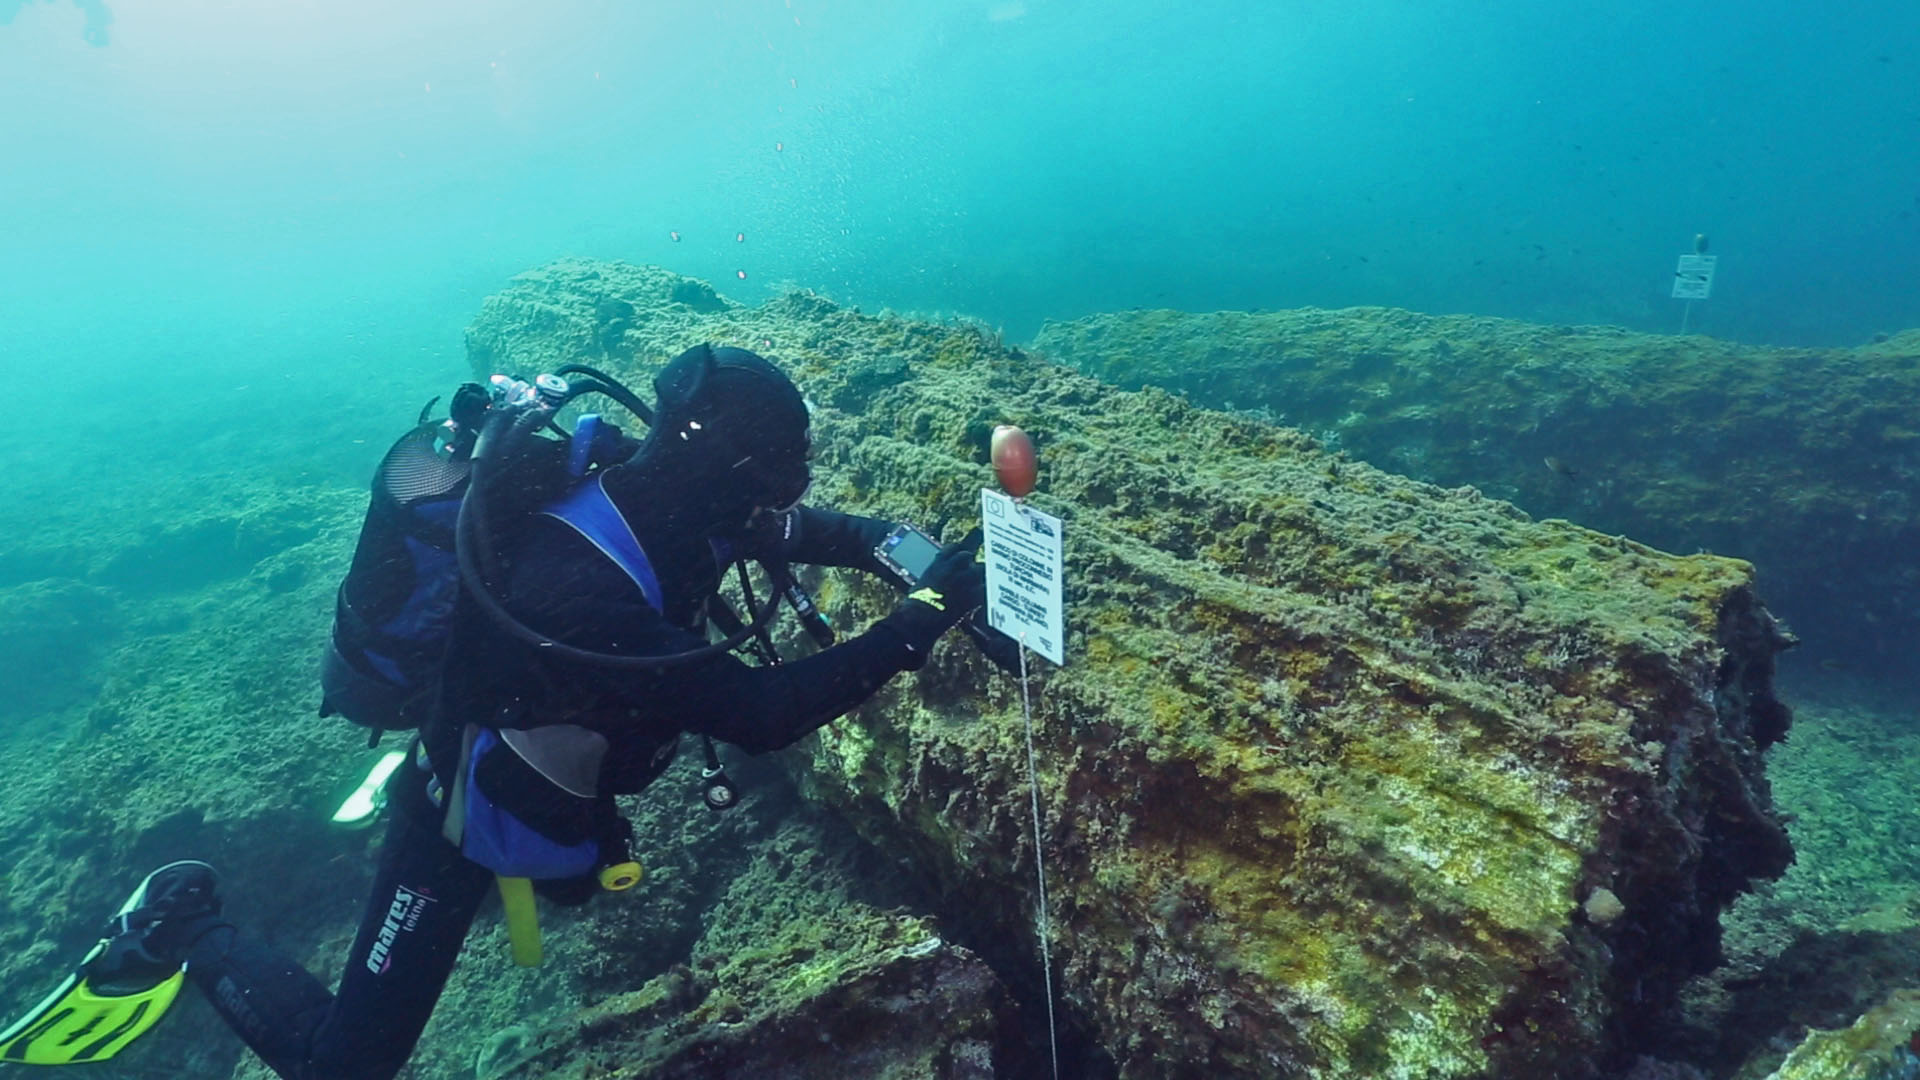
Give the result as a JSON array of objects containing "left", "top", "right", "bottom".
[{"left": 0, "top": 969, "right": 186, "bottom": 1064}]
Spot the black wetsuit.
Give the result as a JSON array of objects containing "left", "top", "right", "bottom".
[{"left": 179, "top": 504, "right": 926, "bottom": 1080}]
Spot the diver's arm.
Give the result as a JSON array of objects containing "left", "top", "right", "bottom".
[
  {"left": 508, "top": 514, "right": 972, "bottom": 754},
  {"left": 675, "top": 533, "right": 984, "bottom": 752},
  {"left": 497, "top": 528, "right": 928, "bottom": 753},
  {"left": 787, "top": 506, "right": 896, "bottom": 569},
  {"left": 656, "top": 622, "right": 928, "bottom": 753},
  {"left": 527, "top": 594, "right": 932, "bottom": 754},
  {"left": 539, "top": 581, "right": 963, "bottom": 754},
  {"left": 735, "top": 505, "right": 898, "bottom": 577}
]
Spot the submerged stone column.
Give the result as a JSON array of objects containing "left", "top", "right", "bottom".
[{"left": 468, "top": 260, "right": 1796, "bottom": 1079}]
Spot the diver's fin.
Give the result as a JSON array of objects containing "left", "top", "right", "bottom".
[
  {"left": 0, "top": 861, "right": 212, "bottom": 1065},
  {"left": 0, "top": 966, "right": 185, "bottom": 1064}
]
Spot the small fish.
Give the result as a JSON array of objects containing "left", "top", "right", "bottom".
[
  {"left": 1544, "top": 456, "right": 1578, "bottom": 482},
  {"left": 670, "top": 230, "right": 681, "bottom": 242}
]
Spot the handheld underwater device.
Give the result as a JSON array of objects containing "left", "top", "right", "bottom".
[{"left": 874, "top": 523, "right": 942, "bottom": 587}]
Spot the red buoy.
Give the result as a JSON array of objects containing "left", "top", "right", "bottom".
[{"left": 991, "top": 425, "right": 1038, "bottom": 497}]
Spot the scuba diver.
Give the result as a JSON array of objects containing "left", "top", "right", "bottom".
[{"left": 1, "top": 345, "right": 1001, "bottom": 1078}]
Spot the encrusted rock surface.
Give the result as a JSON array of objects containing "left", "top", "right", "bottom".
[
  {"left": 464, "top": 259, "right": 1802, "bottom": 1078},
  {"left": 1757, "top": 989, "right": 1920, "bottom": 1080},
  {"left": 0, "top": 475, "right": 371, "bottom": 1080},
  {"left": 484, "top": 907, "right": 1026, "bottom": 1080},
  {"left": 1031, "top": 308, "right": 1920, "bottom": 676}
]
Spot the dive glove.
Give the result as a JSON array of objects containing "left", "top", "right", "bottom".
[
  {"left": 878, "top": 529, "right": 986, "bottom": 669},
  {"left": 964, "top": 609, "right": 1025, "bottom": 673}
]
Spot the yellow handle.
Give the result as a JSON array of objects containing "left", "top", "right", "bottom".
[
  {"left": 598, "top": 861, "right": 644, "bottom": 892},
  {"left": 495, "top": 876, "right": 542, "bottom": 967}
]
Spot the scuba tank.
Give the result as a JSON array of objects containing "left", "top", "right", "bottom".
[
  {"left": 320, "top": 373, "right": 637, "bottom": 741},
  {"left": 319, "top": 383, "right": 494, "bottom": 739}
]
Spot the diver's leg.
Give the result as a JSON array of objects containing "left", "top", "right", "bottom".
[
  {"left": 180, "top": 927, "right": 331, "bottom": 1076},
  {"left": 305, "top": 804, "right": 492, "bottom": 1077},
  {"left": 184, "top": 805, "right": 492, "bottom": 1080}
]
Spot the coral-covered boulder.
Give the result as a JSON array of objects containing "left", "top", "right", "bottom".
[{"left": 464, "top": 260, "right": 1800, "bottom": 1078}]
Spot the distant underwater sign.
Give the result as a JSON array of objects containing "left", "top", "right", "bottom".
[
  {"left": 1672, "top": 254, "right": 1717, "bottom": 300},
  {"left": 981, "top": 489, "right": 1066, "bottom": 665}
]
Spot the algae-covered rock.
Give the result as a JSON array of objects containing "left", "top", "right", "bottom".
[
  {"left": 1031, "top": 309, "right": 1920, "bottom": 674},
  {"left": 1760, "top": 989, "right": 1920, "bottom": 1080},
  {"left": 489, "top": 837, "right": 1030, "bottom": 1080},
  {"left": 463, "top": 259, "right": 1800, "bottom": 1078},
  {"left": 0, "top": 478, "right": 370, "bottom": 1080},
  {"left": 385, "top": 764, "right": 1033, "bottom": 1080},
  {"left": 0, "top": 462, "right": 331, "bottom": 726}
]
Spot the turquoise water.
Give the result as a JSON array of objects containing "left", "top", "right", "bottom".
[{"left": 4, "top": 0, "right": 1917, "bottom": 412}]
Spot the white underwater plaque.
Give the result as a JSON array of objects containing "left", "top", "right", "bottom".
[
  {"left": 980, "top": 488, "right": 1066, "bottom": 665},
  {"left": 1672, "top": 254, "right": 1717, "bottom": 300}
]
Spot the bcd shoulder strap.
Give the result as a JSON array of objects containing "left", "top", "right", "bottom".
[{"left": 539, "top": 474, "right": 664, "bottom": 613}]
